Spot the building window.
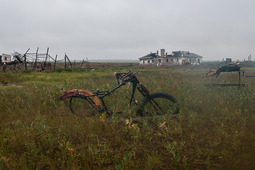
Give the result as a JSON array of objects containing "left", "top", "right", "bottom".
[
  {"left": 148, "top": 60, "right": 150, "bottom": 63},
  {"left": 5, "top": 57, "right": 7, "bottom": 61},
  {"left": 152, "top": 60, "right": 154, "bottom": 63},
  {"left": 166, "top": 59, "right": 168, "bottom": 62},
  {"left": 198, "top": 59, "right": 200, "bottom": 63},
  {"left": 158, "top": 59, "right": 161, "bottom": 63}
]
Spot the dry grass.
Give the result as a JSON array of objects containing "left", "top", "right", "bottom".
[{"left": 1, "top": 66, "right": 255, "bottom": 169}]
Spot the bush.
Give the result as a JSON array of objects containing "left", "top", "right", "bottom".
[{"left": 56, "top": 67, "right": 63, "bottom": 72}]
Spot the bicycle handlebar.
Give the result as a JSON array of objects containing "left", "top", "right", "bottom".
[
  {"left": 114, "top": 71, "right": 139, "bottom": 106},
  {"left": 121, "top": 70, "right": 137, "bottom": 80},
  {"left": 115, "top": 70, "right": 138, "bottom": 85}
]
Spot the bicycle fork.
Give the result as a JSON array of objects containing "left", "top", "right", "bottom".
[{"left": 137, "top": 84, "right": 164, "bottom": 113}]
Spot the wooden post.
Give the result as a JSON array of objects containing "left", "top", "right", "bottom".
[
  {"left": 81, "top": 59, "right": 84, "bottom": 67},
  {"left": 86, "top": 57, "right": 90, "bottom": 69},
  {"left": 65, "top": 53, "right": 67, "bottom": 68},
  {"left": 65, "top": 54, "right": 72, "bottom": 68},
  {"left": 33, "top": 47, "right": 39, "bottom": 70},
  {"left": 54, "top": 55, "right": 57, "bottom": 71},
  {"left": 24, "top": 48, "right": 30, "bottom": 70},
  {"left": 44, "top": 47, "right": 49, "bottom": 69},
  {"left": 239, "top": 71, "right": 241, "bottom": 89},
  {"left": 24, "top": 54, "right": 27, "bottom": 70},
  {"left": 68, "top": 56, "right": 72, "bottom": 68}
]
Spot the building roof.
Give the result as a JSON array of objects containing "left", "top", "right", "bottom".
[
  {"left": 171, "top": 51, "right": 203, "bottom": 58},
  {"left": 140, "top": 50, "right": 203, "bottom": 61},
  {"left": 139, "top": 53, "right": 158, "bottom": 60}
]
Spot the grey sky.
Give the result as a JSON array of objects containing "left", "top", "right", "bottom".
[{"left": 0, "top": 0, "right": 254, "bottom": 61}]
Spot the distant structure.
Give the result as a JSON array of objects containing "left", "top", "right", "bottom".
[
  {"left": 225, "top": 58, "right": 232, "bottom": 64},
  {"left": 0, "top": 47, "right": 90, "bottom": 72},
  {"left": 248, "top": 54, "right": 252, "bottom": 61},
  {"left": 1, "top": 54, "right": 12, "bottom": 63},
  {"left": 139, "top": 49, "right": 203, "bottom": 66}
]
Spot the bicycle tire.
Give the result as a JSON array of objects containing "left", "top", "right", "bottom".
[
  {"left": 137, "top": 92, "right": 179, "bottom": 116},
  {"left": 69, "top": 96, "right": 97, "bottom": 116}
]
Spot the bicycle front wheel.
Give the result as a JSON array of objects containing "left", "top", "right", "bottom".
[
  {"left": 69, "top": 96, "right": 96, "bottom": 116},
  {"left": 137, "top": 92, "right": 179, "bottom": 116}
]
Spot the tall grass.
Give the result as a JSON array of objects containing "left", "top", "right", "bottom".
[{"left": 0, "top": 67, "right": 255, "bottom": 169}]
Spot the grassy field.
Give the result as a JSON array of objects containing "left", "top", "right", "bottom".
[{"left": 1, "top": 65, "right": 255, "bottom": 169}]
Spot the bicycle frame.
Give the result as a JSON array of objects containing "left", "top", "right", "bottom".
[
  {"left": 59, "top": 71, "right": 163, "bottom": 115},
  {"left": 79, "top": 78, "right": 140, "bottom": 114},
  {"left": 89, "top": 83, "right": 126, "bottom": 113}
]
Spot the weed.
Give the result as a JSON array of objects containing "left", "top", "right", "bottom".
[{"left": 0, "top": 67, "right": 255, "bottom": 169}]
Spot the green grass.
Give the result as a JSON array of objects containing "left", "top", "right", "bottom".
[{"left": 1, "top": 66, "right": 255, "bottom": 169}]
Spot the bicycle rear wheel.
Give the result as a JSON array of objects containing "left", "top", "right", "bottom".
[
  {"left": 137, "top": 92, "right": 179, "bottom": 116},
  {"left": 69, "top": 96, "right": 97, "bottom": 116}
]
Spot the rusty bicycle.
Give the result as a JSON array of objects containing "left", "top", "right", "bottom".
[{"left": 58, "top": 71, "right": 179, "bottom": 118}]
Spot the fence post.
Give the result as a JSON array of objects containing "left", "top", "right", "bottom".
[
  {"left": 33, "top": 47, "right": 39, "bottom": 70},
  {"left": 54, "top": 55, "right": 57, "bottom": 71}
]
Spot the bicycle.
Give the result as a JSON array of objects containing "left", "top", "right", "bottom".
[{"left": 58, "top": 71, "right": 179, "bottom": 118}]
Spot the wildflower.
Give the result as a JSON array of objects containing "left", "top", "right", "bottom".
[
  {"left": 67, "top": 147, "right": 74, "bottom": 152},
  {"left": 99, "top": 114, "right": 105, "bottom": 122},
  {"left": 129, "top": 124, "right": 137, "bottom": 130},
  {"left": 125, "top": 119, "right": 130, "bottom": 125}
]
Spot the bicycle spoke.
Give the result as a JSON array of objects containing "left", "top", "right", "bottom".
[
  {"left": 69, "top": 97, "right": 96, "bottom": 116},
  {"left": 138, "top": 92, "right": 179, "bottom": 116},
  {"left": 145, "top": 98, "right": 177, "bottom": 115}
]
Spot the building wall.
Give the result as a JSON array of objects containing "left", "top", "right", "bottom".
[
  {"left": 177, "top": 57, "right": 202, "bottom": 65},
  {"left": 190, "top": 58, "right": 202, "bottom": 65},
  {"left": 162, "top": 57, "right": 179, "bottom": 65},
  {"left": 160, "top": 49, "right": 165, "bottom": 57},
  {"left": 140, "top": 57, "right": 202, "bottom": 66},
  {"left": 139, "top": 59, "right": 156, "bottom": 65},
  {"left": 2, "top": 54, "right": 11, "bottom": 63}
]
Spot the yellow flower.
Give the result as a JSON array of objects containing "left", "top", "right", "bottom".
[
  {"left": 125, "top": 119, "right": 130, "bottom": 125},
  {"left": 99, "top": 114, "right": 105, "bottom": 122},
  {"left": 67, "top": 147, "right": 74, "bottom": 152},
  {"left": 129, "top": 124, "right": 137, "bottom": 130}
]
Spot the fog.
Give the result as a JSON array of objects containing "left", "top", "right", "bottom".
[{"left": 1, "top": 0, "right": 254, "bottom": 61}]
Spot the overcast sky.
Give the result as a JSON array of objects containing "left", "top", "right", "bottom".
[{"left": 0, "top": 0, "right": 254, "bottom": 61}]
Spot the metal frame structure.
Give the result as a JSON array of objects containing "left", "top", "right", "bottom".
[{"left": 205, "top": 70, "right": 246, "bottom": 89}]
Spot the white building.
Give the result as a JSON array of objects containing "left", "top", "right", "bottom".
[
  {"left": 139, "top": 49, "right": 203, "bottom": 66},
  {"left": 1, "top": 54, "right": 12, "bottom": 63}
]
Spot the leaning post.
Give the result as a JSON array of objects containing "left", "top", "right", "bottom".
[
  {"left": 54, "top": 55, "right": 57, "bottom": 71},
  {"left": 65, "top": 53, "right": 67, "bottom": 68},
  {"left": 33, "top": 47, "right": 39, "bottom": 70},
  {"left": 44, "top": 47, "right": 49, "bottom": 69}
]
